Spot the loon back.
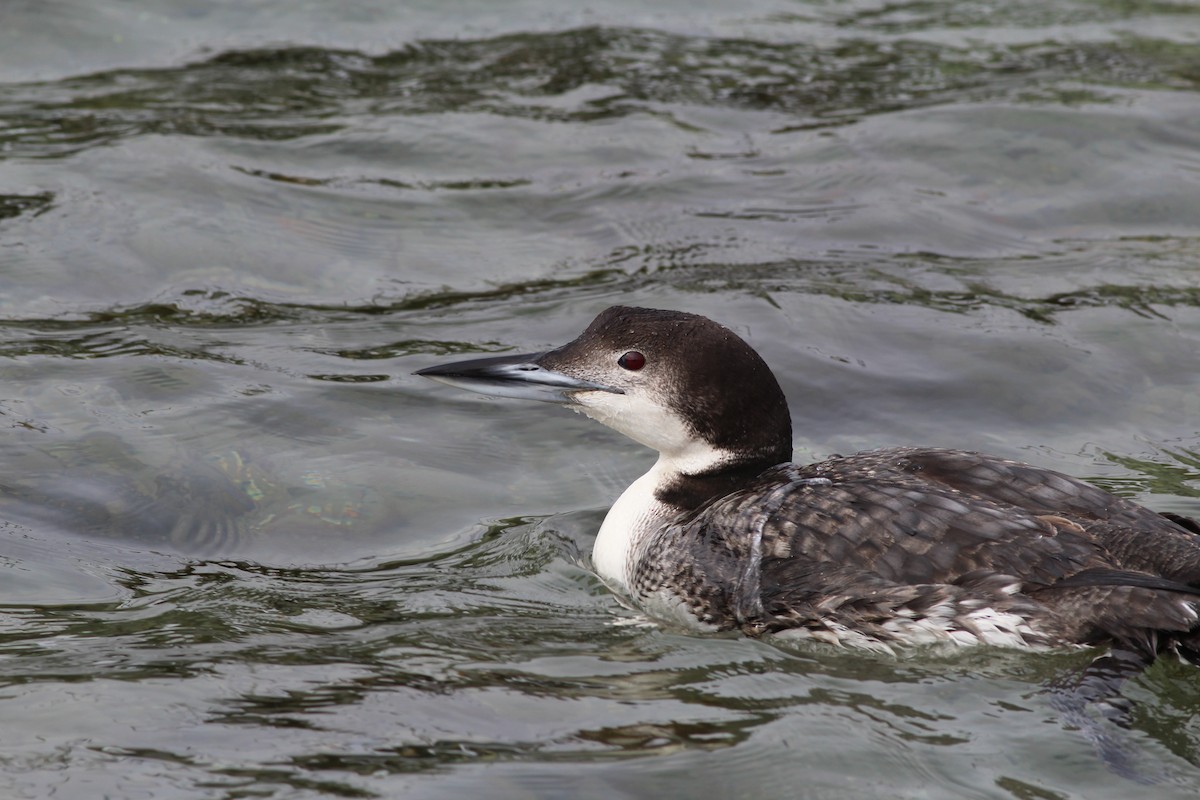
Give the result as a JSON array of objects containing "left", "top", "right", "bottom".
[
  {"left": 417, "top": 306, "right": 1200, "bottom": 662},
  {"left": 639, "top": 448, "right": 1200, "bottom": 658}
]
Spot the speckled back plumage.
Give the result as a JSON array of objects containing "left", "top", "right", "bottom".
[{"left": 633, "top": 447, "right": 1200, "bottom": 657}]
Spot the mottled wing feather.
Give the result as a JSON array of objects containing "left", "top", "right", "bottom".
[
  {"left": 886, "top": 448, "right": 1200, "bottom": 584},
  {"left": 738, "top": 455, "right": 1107, "bottom": 586}
]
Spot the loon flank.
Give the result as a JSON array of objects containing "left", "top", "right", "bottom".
[{"left": 417, "top": 306, "right": 1200, "bottom": 662}]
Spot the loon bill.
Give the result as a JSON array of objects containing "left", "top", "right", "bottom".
[{"left": 417, "top": 306, "right": 1200, "bottom": 662}]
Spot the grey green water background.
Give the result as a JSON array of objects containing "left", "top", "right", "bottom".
[{"left": 3, "top": 1, "right": 1200, "bottom": 797}]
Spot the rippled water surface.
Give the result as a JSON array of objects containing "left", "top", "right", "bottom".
[{"left": 3, "top": 1, "right": 1200, "bottom": 797}]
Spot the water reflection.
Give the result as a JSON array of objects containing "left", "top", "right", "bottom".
[{"left": 5, "top": 20, "right": 1200, "bottom": 161}]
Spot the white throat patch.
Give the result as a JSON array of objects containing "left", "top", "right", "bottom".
[{"left": 569, "top": 388, "right": 731, "bottom": 475}]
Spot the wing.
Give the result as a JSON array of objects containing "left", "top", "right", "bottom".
[
  {"left": 738, "top": 459, "right": 1108, "bottom": 590},
  {"left": 861, "top": 448, "right": 1200, "bottom": 585}
]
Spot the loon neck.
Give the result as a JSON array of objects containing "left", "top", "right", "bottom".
[
  {"left": 592, "top": 452, "right": 785, "bottom": 593},
  {"left": 652, "top": 457, "right": 782, "bottom": 514}
]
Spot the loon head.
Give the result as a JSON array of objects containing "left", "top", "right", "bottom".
[{"left": 417, "top": 306, "right": 793, "bottom": 475}]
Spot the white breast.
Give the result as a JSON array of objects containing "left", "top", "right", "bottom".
[{"left": 592, "top": 458, "right": 675, "bottom": 593}]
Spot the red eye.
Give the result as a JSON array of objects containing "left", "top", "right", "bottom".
[{"left": 618, "top": 351, "right": 646, "bottom": 371}]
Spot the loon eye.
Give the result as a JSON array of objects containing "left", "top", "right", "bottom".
[{"left": 617, "top": 351, "right": 646, "bottom": 371}]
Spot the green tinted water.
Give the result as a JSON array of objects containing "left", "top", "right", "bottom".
[{"left": 2, "top": 1, "right": 1200, "bottom": 797}]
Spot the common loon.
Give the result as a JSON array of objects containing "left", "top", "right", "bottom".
[{"left": 417, "top": 306, "right": 1200, "bottom": 662}]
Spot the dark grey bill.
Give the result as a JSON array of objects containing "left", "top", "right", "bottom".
[{"left": 415, "top": 352, "right": 623, "bottom": 403}]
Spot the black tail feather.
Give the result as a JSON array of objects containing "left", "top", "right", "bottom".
[{"left": 1160, "top": 512, "right": 1200, "bottom": 536}]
